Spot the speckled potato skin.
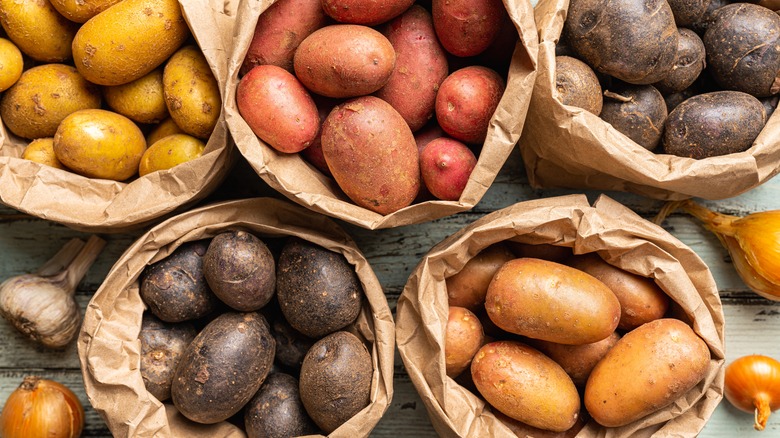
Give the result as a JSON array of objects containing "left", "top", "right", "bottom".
[
  {"left": 139, "top": 240, "right": 220, "bottom": 323},
  {"left": 662, "top": 90, "right": 766, "bottom": 159},
  {"left": 485, "top": 258, "right": 621, "bottom": 345},
  {"left": 49, "top": 0, "right": 123, "bottom": 23},
  {"left": 163, "top": 45, "right": 220, "bottom": 139},
  {"left": 564, "top": 0, "right": 678, "bottom": 84},
  {"left": 431, "top": 0, "right": 503, "bottom": 57},
  {"left": 244, "top": 373, "right": 318, "bottom": 438},
  {"left": 471, "top": 341, "right": 580, "bottom": 432},
  {"left": 435, "top": 65, "right": 505, "bottom": 144},
  {"left": 138, "top": 133, "right": 205, "bottom": 176},
  {"left": 493, "top": 409, "right": 588, "bottom": 438},
  {"left": 22, "top": 138, "right": 65, "bottom": 170},
  {"left": 72, "top": 0, "right": 189, "bottom": 86},
  {"left": 532, "top": 332, "right": 621, "bottom": 387},
  {"left": 666, "top": 0, "right": 709, "bottom": 27},
  {"left": 172, "top": 312, "right": 276, "bottom": 425},
  {"left": 446, "top": 242, "right": 515, "bottom": 311},
  {"left": 584, "top": 318, "right": 711, "bottom": 428},
  {"left": 654, "top": 29, "right": 706, "bottom": 94},
  {"left": 600, "top": 84, "right": 668, "bottom": 151},
  {"left": 139, "top": 313, "right": 197, "bottom": 402},
  {"left": 0, "top": 38, "right": 22, "bottom": 92},
  {"left": 321, "top": 0, "right": 414, "bottom": 25},
  {"left": 104, "top": 68, "right": 168, "bottom": 124},
  {"left": 299, "top": 331, "right": 372, "bottom": 433},
  {"left": 0, "top": 0, "right": 78, "bottom": 62},
  {"left": 555, "top": 56, "right": 603, "bottom": 115},
  {"left": 0, "top": 64, "right": 102, "bottom": 139},
  {"left": 445, "top": 306, "right": 484, "bottom": 378},
  {"left": 146, "top": 117, "right": 184, "bottom": 146},
  {"left": 271, "top": 318, "right": 315, "bottom": 371}
]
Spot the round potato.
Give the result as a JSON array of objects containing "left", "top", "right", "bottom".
[
  {"left": 445, "top": 306, "right": 485, "bottom": 378},
  {"left": 138, "top": 134, "right": 205, "bottom": 176},
  {"left": 163, "top": 45, "right": 220, "bottom": 139},
  {"left": 420, "top": 137, "right": 477, "bottom": 201},
  {"left": 0, "top": 37, "right": 22, "bottom": 92},
  {"left": 654, "top": 28, "right": 706, "bottom": 95},
  {"left": 432, "top": 0, "right": 503, "bottom": 57},
  {"left": 49, "top": 0, "right": 122, "bottom": 23},
  {"left": 600, "top": 84, "right": 668, "bottom": 151},
  {"left": 532, "top": 332, "right": 621, "bottom": 387},
  {"left": 555, "top": 55, "right": 603, "bottom": 115},
  {"left": 271, "top": 318, "right": 315, "bottom": 371},
  {"left": 445, "top": 242, "right": 515, "bottom": 311},
  {"left": 53, "top": 109, "right": 147, "bottom": 181},
  {"left": 435, "top": 65, "right": 505, "bottom": 144},
  {"left": 321, "top": 0, "right": 414, "bottom": 25},
  {"left": 0, "top": 64, "right": 102, "bottom": 139},
  {"left": 0, "top": 0, "right": 78, "bottom": 62},
  {"left": 139, "top": 313, "right": 197, "bottom": 402},
  {"left": 21, "top": 138, "right": 65, "bottom": 170},
  {"left": 146, "top": 118, "right": 184, "bottom": 146},
  {"left": 244, "top": 373, "right": 318, "bottom": 438},
  {"left": 104, "top": 68, "right": 168, "bottom": 124}
]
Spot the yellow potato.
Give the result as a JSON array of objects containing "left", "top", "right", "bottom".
[
  {"left": 0, "top": 64, "right": 102, "bottom": 139},
  {"left": 71, "top": 0, "right": 189, "bottom": 86},
  {"left": 0, "top": 37, "right": 23, "bottom": 92},
  {"left": 444, "top": 306, "right": 484, "bottom": 378},
  {"left": 104, "top": 68, "right": 168, "bottom": 124},
  {"left": 49, "top": 0, "right": 122, "bottom": 23},
  {"left": 53, "top": 109, "right": 147, "bottom": 181},
  {"left": 138, "top": 134, "right": 204, "bottom": 176},
  {"left": 21, "top": 138, "right": 65, "bottom": 169},
  {"left": 146, "top": 118, "right": 185, "bottom": 146},
  {"left": 163, "top": 45, "right": 220, "bottom": 139},
  {"left": 0, "top": 0, "right": 78, "bottom": 62}
]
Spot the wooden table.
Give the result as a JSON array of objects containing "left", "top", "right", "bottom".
[{"left": 1, "top": 147, "right": 779, "bottom": 437}]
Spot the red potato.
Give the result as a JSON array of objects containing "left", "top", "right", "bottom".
[
  {"left": 413, "top": 122, "right": 444, "bottom": 202},
  {"left": 445, "top": 306, "right": 485, "bottom": 378},
  {"left": 432, "top": 0, "right": 504, "bottom": 57},
  {"left": 239, "top": 0, "right": 327, "bottom": 75},
  {"left": 299, "top": 96, "right": 340, "bottom": 176},
  {"left": 420, "top": 137, "right": 477, "bottom": 201},
  {"left": 321, "top": 0, "right": 414, "bottom": 25},
  {"left": 237, "top": 65, "right": 320, "bottom": 153},
  {"left": 321, "top": 96, "right": 420, "bottom": 214},
  {"left": 474, "top": 8, "right": 518, "bottom": 76},
  {"left": 294, "top": 24, "right": 396, "bottom": 98},
  {"left": 436, "top": 66, "right": 505, "bottom": 144},
  {"left": 376, "top": 6, "right": 449, "bottom": 132}
]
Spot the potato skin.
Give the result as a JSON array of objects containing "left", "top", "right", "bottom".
[
  {"left": 163, "top": 45, "right": 220, "bottom": 139},
  {"left": 532, "top": 332, "right": 620, "bottom": 387},
  {"left": 138, "top": 134, "right": 205, "bottom": 176},
  {"left": 654, "top": 29, "right": 706, "bottom": 95},
  {"left": 445, "top": 306, "right": 485, "bottom": 378},
  {"left": 244, "top": 373, "right": 318, "bottom": 438},
  {"left": 446, "top": 242, "right": 515, "bottom": 311},
  {"left": 584, "top": 318, "right": 711, "bottom": 427},
  {"left": 237, "top": 64, "right": 320, "bottom": 153},
  {"left": 376, "top": 5, "right": 449, "bottom": 132},
  {"left": 600, "top": 84, "right": 668, "bottom": 151},
  {"left": 172, "top": 312, "right": 276, "bottom": 424},
  {"left": 139, "top": 313, "right": 197, "bottom": 402},
  {"left": 420, "top": 137, "right": 476, "bottom": 201},
  {"left": 0, "top": 0, "right": 78, "bottom": 62},
  {"left": 22, "top": 138, "right": 65, "bottom": 170},
  {"left": 667, "top": 0, "right": 708, "bottom": 27},
  {"left": 104, "top": 68, "right": 168, "bottom": 124},
  {"left": 72, "top": 0, "right": 189, "bottom": 86},
  {"left": 485, "top": 258, "right": 621, "bottom": 345},
  {"left": 555, "top": 56, "right": 603, "bottom": 115},
  {"left": 0, "top": 37, "right": 22, "bottom": 92},
  {"left": 471, "top": 341, "right": 580, "bottom": 432},
  {"left": 49, "top": 0, "right": 122, "bottom": 23},
  {"left": 321, "top": 96, "right": 420, "bottom": 215},
  {"left": 662, "top": 90, "right": 766, "bottom": 159},
  {"left": 322, "top": 0, "right": 414, "bottom": 25},
  {"left": 271, "top": 318, "right": 315, "bottom": 371},
  {"left": 493, "top": 410, "right": 588, "bottom": 438},
  {"left": 294, "top": 24, "right": 396, "bottom": 98},
  {"left": 435, "top": 66, "right": 505, "bottom": 144},
  {"left": 146, "top": 118, "right": 185, "bottom": 146},
  {"left": 432, "top": 0, "right": 503, "bottom": 57}
]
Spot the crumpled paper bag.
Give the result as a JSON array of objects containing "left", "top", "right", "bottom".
[
  {"left": 396, "top": 194, "right": 725, "bottom": 437},
  {"left": 77, "top": 197, "right": 395, "bottom": 438}
]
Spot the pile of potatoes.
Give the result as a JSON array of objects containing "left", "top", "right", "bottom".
[
  {"left": 235, "top": 0, "right": 517, "bottom": 213},
  {"left": 137, "top": 230, "right": 372, "bottom": 436},
  {"left": 444, "top": 242, "right": 711, "bottom": 434},
  {"left": 0, "top": 0, "right": 219, "bottom": 181},
  {"left": 556, "top": 0, "right": 780, "bottom": 159}
]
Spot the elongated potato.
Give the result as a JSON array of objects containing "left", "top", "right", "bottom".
[
  {"left": 49, "top": 0, "right": 122, "bottom": 23},
  {"left": 0, "top": 0, "right": 78, "bottom": 62},
  {"left": 445, "top": 306, "right": 484, "bottom": 378},
  {"left": 163, "top": 45, "right": 220, "bottom": 139},
  {"left": 0, "top": 38, "right": 22, "bottom": 92},
  {"left": 322, "top": 0, "right": 414, "bottom": 25}
]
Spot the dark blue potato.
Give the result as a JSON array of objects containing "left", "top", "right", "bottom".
[
  {"left": 662, "top": 91, "right": 766, "bottom": 159},
  {"left": 600, "top": 84, "right": 668, "bottom": 151},
  {"left": 244, "top": 373, "right": 319, "bottom": 438}
]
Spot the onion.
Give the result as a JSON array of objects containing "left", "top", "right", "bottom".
[
  {"left": 0, "top": 376, "right": 85, "bottom": 438},
  {"left": 724, "top": 355, "right": 780, "bottom": 431}
]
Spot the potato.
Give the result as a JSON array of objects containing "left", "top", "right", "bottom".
[
  {"left": 555, "top": 56, "right": 603, "bottom": 115},
  {"left": 420, "top": 138, "right": 476, "bottom": 201},
  {"left": 299, "top": 331, "right": 372, "bottom": 433},
  {"left": 493, "top": 409, "right": 588, "bottom": 438},
  {"left": 172, "top": 312, "right": 276, "bottom": 424},
  {"left": 564, "top": 0, "right": 678, "bottom": 84},
  {"left": 138, "top": 134, "right": 205, "bottom": 176},
  {"left": 163, "top": 45, "right": 220, "bottom": 139},
  {"left": 0, "top": 64, "right": 102, "bottom": 139},
  {"left": 435, "top": 66, "right": 505, "bottom": 144},
  {"left": 471, "top": 341, "right": 580, "bottom": 432},
  {"left": 375, "top": 5, "right": 448, "bottom": 132},
  {"left": 689, "top": 0, "right": 729, "bottom": 34},
  {"left": 72, "top": 0, "right": 189, "bottom": 86},
  {"left": 654, "top": 29, "right": 706, "bottom": 95},
  {"left": 532, "top": 332, "right": 620, "bottom": 387},
  {"left": 271, "top": 318, "right": 315, "bottom": 371},
  {"left": 569, "top": 254, "right": 670, "bottom": 330},
  {"left": 49, "top": 0, "right": 122, "bottom": 23},
  {"left": 53, "top": 109, "right": 146, "bottom": 180},
  {"left": 662, "top": 90, "right": 765, "bottom": 159},
  {"left": 584, "top": 318, "right": 711, "bottom": 427},
  {"left": 446, "top": 242, "right": 515, "bottom": 311},
  {"left": 21, "top": 138, "right": 65, "bottom": 170},
  {"left": 704, "top": 4, "right": 780, "bottom": 97},
  {"left": 600, "top": 83, "right": 668, "bottom": 151},
  {"left": 139, "top": 313, "right": 197, "bottom": 402},
  {"left": 237, "top": 65, "right": 320, "bottom": 153},
  {"left": 763, "top": 95, "right": 780, "bottom": 120},
  {"left": 474, "top": 9, "right": 518, "bottom": 75},
  {"left": 139, "top": 240, "right": 220, "bottom": 323},
  {"left": 294, "top": 24, "right": 396, "bottom": 98},
  {"left": 299, "top": 96, "right": 339, "bottom": 176},
  {"left": 0, "top": 37, "right": 22, "bottom": 92},
  {"left": 485, "top": 258, "right": 621, "bottom": 345},
  {"left": 506, "top": 243, "right": 572, "bottom": 263},
  {"left": 244, "top": 373, "right": 318, "bottom": 438},
  {"left": 445, "top": 306, "right": 484, "bottom": 378},
  {"left": 321, "top": 0, "right": 414, "bottom": 25},
  {"left": 0, "top": 0, "right": 78, "bottom": 62},
  {"left": 146, "top": 117, "right": 184, "bottom": 146},
  {"left": 276, "top": 237, "right": 362, "bottom": 339},
  {"left": 321, "top": 96, "right": 420, "bottom": 214},
  {"left": 203, "top": 231, "right": 276, "bottom": 312},
  {"left": 667, "top": 0, "right": 709, "bottom": 27},
  {"left": 104, "top": 68, "right": 168, "bottom": 124},
  {"left": 432, "top": 0, "right": 503, "bottom": 57}
]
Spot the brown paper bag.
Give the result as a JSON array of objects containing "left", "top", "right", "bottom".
[
  {"left": 0, "top": 0, "right": 237, "bottom": 233},
  {"left": 224, "top": 0, "right": 539, "bottom": 229},
  {"left": 78, "top": 197, "right": 395, "bottom": 437},
  {"left": 396, "top": 194, "right": 725, "bottom": 437},
  {"left": 518, "top": 0, "right": 780, "bottom": 200}
]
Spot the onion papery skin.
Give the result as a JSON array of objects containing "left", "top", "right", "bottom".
[
  {"left": 725, "top": 355, "right": 780, "bottom": 431},
  {"left": 0, "top": 376, "right": 85, "bottom": 438}
]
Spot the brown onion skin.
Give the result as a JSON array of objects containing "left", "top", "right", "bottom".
[
  {"left": 0, "top": 376, "right": 85, "bottom": 438},
  {"left": 725, "top": 354, "right": 780, "bottom": 430}
]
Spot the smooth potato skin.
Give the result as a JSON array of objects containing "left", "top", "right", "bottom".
[
  {"left": 485, "top": 258, "right": 621, "bottom": 345},
  {"left": 139, "top": 313, "right": 197, "bottom": 402},
  {"left": 104, "top": 68, "right": 168, "bottom": 124},
  {"left": 420, "top": 137, "right": 476, "bottom": 201},
  {"left": 0, "top": 37, "right": 22, "bottom": 92},
  {"left": 244, "top": 373, "right": 318, "bottom": 438},
  {"left": 322, "top": 0, "right": 414, "bottom": 25},
  {"left": 600, "top": 84, "right": 668, "bottom": 151},
  {"left": 163, "top": 45, "right": 220, "bottom": 139},
  {"left": 435, "top": 66, "right": 505, "bottom": 144},
  {"left": 72, "top": 0, "right": 189, "bottom": 86},
  {"left": 22, "top": 138, "right": 65, "bottom": 169},
  {"left": 146, "top": 117, "right": 184, "bottom": 146},
  {"left": 432, "top": 0, "right": 503, "bottom": 57},
  {"left": 493, "top": 410, "right": 588, "bottom": 438},
  {"left": 445, "top": 242, "right": 515, "bottom": 311},
  {"left": 471, "top": 341, "right": 580, "bottom": 432},
  {"left": 532, "top": 332, "right": 620, "bottom": 387},
  {"left": 138, "top": 134, "right": 205, "bottom": 176},
  {"left": 445, "top": 306, "right": 485, "bottom": 378},
  {"left": 0, "top": 0, "right": 78, "bottom": 62},
  {"left": 376, "top": 6, "right": 448, "bottom": 132},
  {"left": 585, "top": 318, "right": 711, "bottom": 427},
  {"left": 555, "top": 55, "right": 603, "bottom": 115},
  {"left": 49, "top": 0, "right": 122, "bottom": 23},
  {"left": 321, "top": 96, "right": 420, "bottom": 215},
  {"left": 294, "top": 24, "right": 396, "bottom": 98}
]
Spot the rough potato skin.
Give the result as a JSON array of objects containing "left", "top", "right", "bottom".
[
  {"left": 139, "top": 313, "right": 197, "bottom": 402},
  {"left": 704, "top": 3, "right": 780, "bottom": 97},
  {"left": 163, "top": 45, "right": 220, "bottom": 140},
  {"left": 140, "top": 240, "right": 220, "bottom": 323},
  {"left": 654, "top": 29, "right": 706, "bottom": 94},
  {"left": 600, "top": 83, "right": 668, "bottom": 151},
  {"left": 666, "top": 0, "right": 708, "bottom": 27},
  {"left": 271, "top": 318, "right": 316, "bottom": 371},
  {"left": 564, "top": 0, "right": 678, "bottom": 84},
  {"left": 584, "top": 318, "right": 711, "bottom": 428},
  {"left": 299, "top": 331, "right": 372, "bottom": 433},
  {"left": 445, "top": 306, "right": 485, "bottom": 378},
  {"left": 171, "top": 312, "right": 275, "bottom": 424},
  {"left": 555, "top": 55, "right": 603, "bottom": 115},
  {"left": 276, "top": 237, "right": 362, "bottom": 339},
  {"left": 104, "top": 68, "right": 168, "bottom": 124},
  {"left": 244, "top": 373, "right": 318, "bottom": 438},
  {"left": 0, "top": 0, "right": 78, "bottom": 62},
  {"left": 321, "top": 0, "right": 414, "bottom": 26},
  {"left": 435, "top": 65, "right": 505, "bottom": 144},
  {"left": 49, "top": 0, "right": 122, "bottom": 23},
  {"left": 532, "top": 332, "right": 621, "bottom": 387},
  {"left": 432, "top": 0, "right": 503, "bottom": 57},
  {"left": 663, "top": 90, "right": 766, "bottom": 159},
  {"left": 445, "top": 243, "right": 515, "bottom": 311}
]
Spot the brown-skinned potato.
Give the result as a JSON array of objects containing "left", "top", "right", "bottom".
[
  {"left": 139, "top": 313, "right": 197, "bottom": 402},
  {"left": 654, "top": 28, "right": 706, "bottom": 95},
  {"left": 445, "top": 306, "right": 485, "bottom": 378},
  {"left": 531, "top": 332, "right": 621, "bottom": 387},
  {"left": 600, "top": 83, "right": 668, "bottom": 151},
  {"left": 244, "top": 373, "right": 318, "bottom": 438},
  {"left": 555, "top": 56, "right": 603, "bottom": 115},
  {"left": 445, "top": 242, "right": 515, "bottom": 311}
]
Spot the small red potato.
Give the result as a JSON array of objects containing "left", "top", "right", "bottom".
[
  {"left": 436, "top": 66, "right": 505, "bottom": 144},
  {"left": 432, "top": 0, "right": 504, "bottom": 57},
  {"left": 420, "top": 137, "right": 476, "bottom": 201},
  {"left": 237, "top": 65, "right": 320, "bottom": 153},
  {"left": 445, "top": 306, "right": 485, "bottom": 378},
  {"left": 321, "top": 0, "right": 414, "bottom": 25},
  {"left": 446, "top": 242, "right": 515, "bottom": 311}
]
